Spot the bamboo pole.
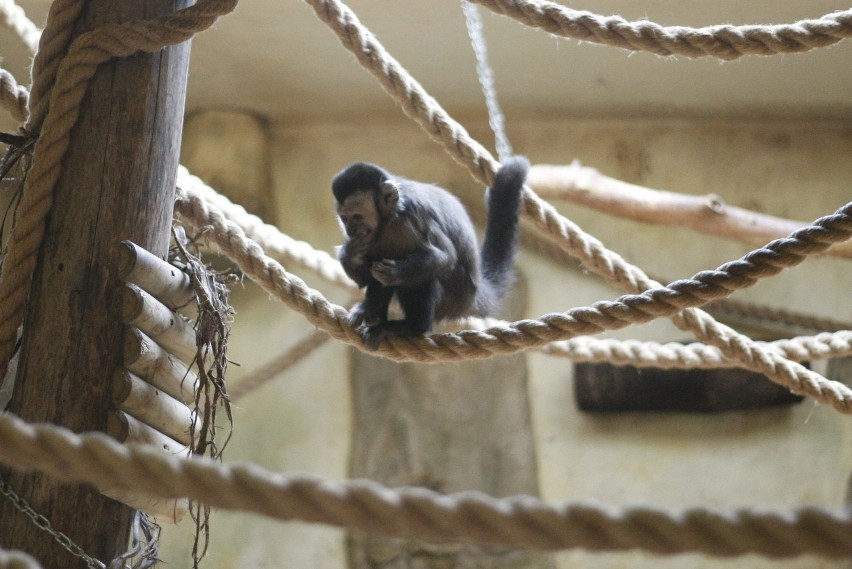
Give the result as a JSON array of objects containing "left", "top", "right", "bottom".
[{"left": 0, "top": 3, "right": 192, "bottom": 565}]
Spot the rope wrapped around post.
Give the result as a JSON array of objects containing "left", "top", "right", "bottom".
[
  {"left": 0, "top": 412, "right": 849, "bottom": 559},
  {"left": 0, "top": 0, "right": 238, "bottom": 380}
]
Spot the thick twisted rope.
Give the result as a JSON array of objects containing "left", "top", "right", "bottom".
[
  {"left": 175, "top": 184, "right": 852, "bottom": 412},
  {"left": 176, "top": 176, "right": 852, "bottom": 369},
  {"left": 227, "top": 326, "right": 852, "bottom": 400},
  {"left": 0, "top": 550, "right": 40, "bottom": 569},
  {"left": 469, "top": 0, "right": 852, "bottom": 61},
  {"left": 0, "top": 413, "right": 850, "bottom": 559},
  {"left": 24, "top": 0, "right": 83, "bottom": 134},
  {"left": 0, "top": 67, "right": 28, "bottom": 124},
  {"left": 0, "top": 0, "right": 39, "bottom": 55},
  {"left": 0, "top": 0, "right": 238, "bottom": 380}
]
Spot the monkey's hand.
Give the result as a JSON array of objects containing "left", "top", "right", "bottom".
[
  {"left": 370, "top": 259, "right": 404, "bottom": 287},
  {"left": 339, "top": 238, "right": 375, "bottom": 287}
]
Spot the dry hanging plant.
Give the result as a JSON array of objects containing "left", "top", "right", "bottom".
[{"left": 170, "top": 226, "right": 236, "bottom": 568}]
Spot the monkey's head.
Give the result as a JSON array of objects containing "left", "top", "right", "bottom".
[{"left": 333, "top": 163, "right": 400, "bottom": 240}]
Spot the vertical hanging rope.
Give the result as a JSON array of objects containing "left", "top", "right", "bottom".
[{"left": 462, "top": 1, "right": 512, "bottom": 161}]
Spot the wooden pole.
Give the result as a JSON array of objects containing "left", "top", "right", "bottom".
[
  {"left": 0, "top": 2, "right": 191, "bottom": 567},
  {"left": 528, "top": 162, "right": 852, "bottom": 259}
]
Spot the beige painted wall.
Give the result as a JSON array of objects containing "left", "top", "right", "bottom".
[{"left": 160, "top": 117, "right": 852, "bottom": 568}]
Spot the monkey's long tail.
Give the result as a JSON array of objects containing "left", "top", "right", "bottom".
[{"left": 477, "top": 155, "right": 530, "bottom": 313}]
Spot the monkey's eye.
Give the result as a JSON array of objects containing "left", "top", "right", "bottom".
[{"left": 350, "top": 214, "right": 363, "bottom": 223}]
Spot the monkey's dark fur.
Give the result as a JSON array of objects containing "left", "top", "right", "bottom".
[{"left": 333, "top": 156, "right": 529, "bottom": 349}]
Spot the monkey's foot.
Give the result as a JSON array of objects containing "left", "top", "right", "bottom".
[{"left": 349, "top": 303, "right": 384, "bottom": 328}]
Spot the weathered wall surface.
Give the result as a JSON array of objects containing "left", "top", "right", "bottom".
[{"left": 160, "top": 117, "right": 852, "bottom": 569}]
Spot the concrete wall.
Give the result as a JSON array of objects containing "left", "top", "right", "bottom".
[{"left": 160, "top": 117, "right": 852, "bottom": 568}]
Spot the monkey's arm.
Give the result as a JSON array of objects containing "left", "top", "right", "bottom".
[
  {"left": 338, "top": 237, "right": 374, "bottom": 288},
  {"left": 371, "top": 230, "right": 456, "bottom": 287}
]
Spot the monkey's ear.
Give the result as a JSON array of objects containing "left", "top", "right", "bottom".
[{"left": 379, "top": 180, "right": 399, "bottom": 212}]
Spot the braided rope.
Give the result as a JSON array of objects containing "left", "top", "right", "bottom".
[
  {"left": 0, "top": 0, "right": 39, "bottom": 55},
  {"left": 25, "top": 0, "right": 83, "bottom": 134},
  {"left": 0, "top": 413, "right": 849, "bottom": 558},
  {"left": 174, "top": 184, "right": 852, "bottom": 412},
  {"left": 0, "top": 0, "right": 238, "bottom": 380},
  {"left": 469, "top": 0, "right": 852, "bottom": 60},
  {"left": 0, "top": 67, "right": 28, "bottom": 124}
]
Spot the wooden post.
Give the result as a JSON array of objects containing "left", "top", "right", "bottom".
[{"left": 0, "top": 2, "right": 191, "bottom": 567}]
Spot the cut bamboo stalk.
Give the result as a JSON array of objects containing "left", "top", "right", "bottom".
[
  {"left": 123, "top": 327, "right": 197, "bottom": 405},
  {"left": 120, "top": 283, "right": 197, "bottom": 364},
  {"left": 101, "top": 487, "right": 189, "bottom": 525},
  {"left": 113, "top": 371, "right": 196, "bottom": 446},
  {"left": 107, "top": 411, "right": 189, "bottom": 456},
  {"left": 117, "top": 240, "right": 198, "bottom": 320},
  {"left": 104, "top": 412, "right": 189, "bottom": 524}
]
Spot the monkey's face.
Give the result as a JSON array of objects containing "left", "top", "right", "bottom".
[{"left": 336, "top": 190, "right": 380, "bottom": 240}]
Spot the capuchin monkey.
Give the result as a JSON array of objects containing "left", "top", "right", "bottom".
[{"left": 333, "top": 156, "right": 529, "bottom": 350}]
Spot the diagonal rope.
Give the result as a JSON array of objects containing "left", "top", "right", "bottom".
[
  {"left": 0, "top": 413, "right": 850, "bottom": 559},
  {"left": 469, "top": 0, "right": 852, "bottom": 60},
  {"left": 25, "top": 0, "right": 84, "bottom": 134},
  {"left": 0, "top": 0, "right": 40, "bottom": 55},
  {"left": 0, "top": 0, "right": 239, "bottom": 380},
  {"left": 0, "top": 67, "right": 28, "bottom": 124}
]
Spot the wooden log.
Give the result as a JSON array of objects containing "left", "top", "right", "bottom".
[
  {"left": 528, "top": 162, "right": 852, "bottom": 259},
  {"left": 106, "top": 411, "right": 188, "bottom": 457},
  {"left": 103, "top": 411, "right": 189, "bottom": 524},
  {"left": 120, "top": 283, "right": 198, "bottom": 365},
  {"left": 117, "top": 240, "right": 198, "bottom": 320},
  {"left": 112, "top": 370, "right": 196, "bottom": 446},
  {"left": 100, "top": 488, "right": 188, "bottom": 525},
  {"left": 124, "top": 327, "right": 197, "bottom": 405},
  {"left": 0, "top": 2, "right": 192, "bottom": 566}
]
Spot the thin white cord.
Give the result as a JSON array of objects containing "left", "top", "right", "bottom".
[{"left": 462, "top": 1, "right": 513, "bottom": 162}]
